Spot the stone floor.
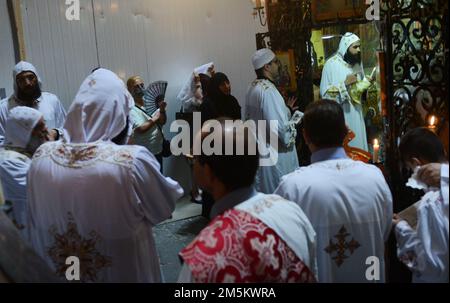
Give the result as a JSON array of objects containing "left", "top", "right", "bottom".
[{"left": 154, "top": 215, "right": 209, "bottom": 283}]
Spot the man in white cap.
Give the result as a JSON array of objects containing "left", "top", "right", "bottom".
[
  {"left": 0, "top": 106, "right": 51, "bottom": 238},
  {"left": 27, "top": 68, "right": 184, "bottom": 283},
  {"left": 0, "top": 61, "right": 67, "bottom": 145},
  {"left": 320, "top": 33, "right": 372, "bottom": 151},
  {"left": 244, "top": 48, "right": 302, "bottom": 194}
]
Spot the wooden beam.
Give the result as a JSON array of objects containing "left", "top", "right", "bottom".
[{"left": 7, "top": 0, "right": 26, "bottom": 62}]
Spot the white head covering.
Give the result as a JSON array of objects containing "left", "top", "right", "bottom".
[
  {"left": 252, "top": 48, "right": 276, "bottom": 70},
  {"left": 13, "top": 61, "right": 43, "bottom": 98},
  {"left": 63, "top": 68, "right": 134, "bottom": 144},
  {"left": 338, "top": 33, "right": 361, "bottom": 58},
  {"left": 176, "top": 62, "right": 214, "bottom": 103},
  {"left": 4, "top": 106, "right": 43, "bottom": 148},
  {"left": 177, "top": 74, "right": 198, "bottom": 104}
]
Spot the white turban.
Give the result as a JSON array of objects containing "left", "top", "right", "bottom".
[
  {"left": 13, "top": 61, "right": 43, "bottom": 98},
  {"left": 64, "top": 68, "right": 134, "bottom": 143},
  {"left": 338, "top": 33, "right": 361, "bottom": 58},
  {"left": 4, "top": 106, "right": 43, "bottom": 149},
  {"left": 252, "top": 48, "right": 276, "bottom": 70}
]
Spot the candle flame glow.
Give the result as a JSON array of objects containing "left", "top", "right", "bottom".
[{"left": 429, "top": 115, "right": 437, "bottom": 127}]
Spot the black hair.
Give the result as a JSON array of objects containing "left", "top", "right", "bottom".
[
  {"left": 199, "top": 73, "right": 211, "bottom": 98},
  {"left": 207, "top": 72, "right": 230, "bottom": 98},
  {"left": 399, "top": 127, "right": 447, "bottom": 164},
  {"left": 303, "top": 99, "right": 348, "bottom": 148},
  {"left": 198, "top": 119, "right": 259, "bottom": 191},
  {"left": 256, "top": 67, "right": 266, "bottom": 80}
]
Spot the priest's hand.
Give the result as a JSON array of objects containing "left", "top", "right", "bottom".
[
  {"left": 418, "top": 164, "right": 442, "bottom": 188},
  {"left": 345, "top": 74, "right": 358, "bottom": 86},
  {"left": 392, "top": 214, "right": 404, "bottom": 227}
]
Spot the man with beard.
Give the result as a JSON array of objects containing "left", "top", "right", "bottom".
[
  {"left": 26, "top": 69, "right": 183, "bottom": 282},
  {"left": 0, "top": 61, "right": 66, "bottom": 145},
  {"left": 244, "top": 48, "right": 303, "bottom": 194},
  {"left": 320, "top": 33, "right": 371, "bottom": 151},
  {"left": 0, "top": 107, "right": 52, "bottom": 239}
]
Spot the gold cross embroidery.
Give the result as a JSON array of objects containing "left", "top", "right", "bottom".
[
  {"left": 324, "top": 225, "right": 361, "bottom": 267},
  {"left": 47, "top": 212, "right": 112, "bottom": 282}
]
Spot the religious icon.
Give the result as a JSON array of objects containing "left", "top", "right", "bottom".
[{"left": 275, "top": 49, "right": 297, "bottom": 92}]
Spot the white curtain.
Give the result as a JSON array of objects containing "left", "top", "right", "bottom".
[
  {"left": 0, "top": 0, "right": 16, "bottom": 98},
  {"left": 19, "top": 0, "right": 265, "bottom": 190}
]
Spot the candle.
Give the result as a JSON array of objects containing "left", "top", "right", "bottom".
[
  {"left": 428, "top": 115, "right": 437, "bottom": 131},
  {"left": 373, "top": 139, "right": 380, "bottom": 163},
  {"left": 255, "top": 0, "right": 261, "bottom": 8}
]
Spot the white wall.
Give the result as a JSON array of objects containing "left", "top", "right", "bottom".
[
  {"left": 20, "top": 0, "right": 99, "bottom": 106},
  {"left": 18, "top": 0, "right": 265, "bottom": 191},
  {"left": 0, "top": 0, "right": 16, "bottom": 99}
]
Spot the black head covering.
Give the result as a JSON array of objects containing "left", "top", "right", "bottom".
[
  {"left": 199, "top": 73, "right": 211, "bottom": 98},
  {"left": 207, "top": 72, "right": 230, "bottom": 99}
]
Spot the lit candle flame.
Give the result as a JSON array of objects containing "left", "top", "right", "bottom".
[
  {"left": 373, "top": 139, "right": 380, "bottom": 163},
  {"left": 429, "top": 115, "right": 437, "bottom": 128}
]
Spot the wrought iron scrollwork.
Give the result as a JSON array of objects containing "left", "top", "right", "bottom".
[
  {"left": 262, "top": 0, "right": 313, "bottom": 108},
  {"left": 259, "top": 0, "right": 313, "bottom": 165},
  {"left": 381, "top": 0, "right": 449, "bottom": 209}
]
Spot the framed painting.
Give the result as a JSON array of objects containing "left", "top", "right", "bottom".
[
  {"left": 312, "top": 0, "right": 366, "bottom": 23},
  {"left": 275, "top": 49, "right": 297, "bottom": 92}
]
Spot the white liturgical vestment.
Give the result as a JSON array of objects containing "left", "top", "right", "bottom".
[
  {"left": 178, "top": 187, "right": 318, "bottom": 283},
  {"left": 245, "top": 79, "right": 299, "bottom": 194},
  {"left": 275, "top": 148, "right": 393, "bottom": 282},
  {"left": 0, "top": 150, "right": 30, "bottom": 235},
  {"left": 0, "top": 62, "right": 66, "bottom": 144},
  {"left": 27, "top": 69, "right": 183, "bottom": 283},
  {"left": 320, "top": 34, "right": 368, "bottom": 151},
  {"left": 0, "top": 106, "right": 44, "bottom": 238},
  {"left": 395, "top": 164, "right": 449, "bottom": 283}
]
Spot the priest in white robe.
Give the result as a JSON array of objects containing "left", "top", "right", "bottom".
[
  {"left": 320, "top": 33, "right": 371, "bottom": 151},
  {"left": 0, "top": 61, "right": 66, "bottom": 144},
  {"left": 27, "top": 69, "right": 184, "bottom": 283},
  {"left": 0, "top": 106, "right": 50, "bottom": 238},
  {"left": 245, "top": 49, "right": 302, "bottom": 194},
  {"left": 394, "top": 128, "right": 449, "bottom": 283},
  {"left": 275, "top": 100, "right": 393, "bottom": 283},
  {"left": 178, "top": 119, "right": 317, "bottom": 283}
]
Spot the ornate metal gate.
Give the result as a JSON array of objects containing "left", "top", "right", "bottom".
[
  {"left": 381, "top": 0, "right": 449, "bottom": 208},
  {"left": 257, "top": 0, "right": 449, "bottom": 198}
]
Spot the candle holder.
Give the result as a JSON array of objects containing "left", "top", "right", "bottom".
[{"left": 252, "top": 0, "right": 267, "bottom": 27}]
